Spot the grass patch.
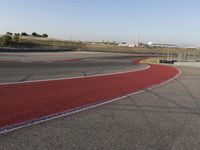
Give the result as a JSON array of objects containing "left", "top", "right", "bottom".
[
  {"left": 1, "top": 36, "right": 199, "bottom": 55},
  {"left": 80, "top": 43, "right": 199, "bottom": 55},
  {"left": 19, "top": 36, "right": 83, "bottom": 50},
  {"left": 141, "top": 57, "right": 162, "bottom": 64}
]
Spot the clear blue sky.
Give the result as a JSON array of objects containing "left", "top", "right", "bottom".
[{"left": 0, "top": 0, "right": 200, "bottom": 46}]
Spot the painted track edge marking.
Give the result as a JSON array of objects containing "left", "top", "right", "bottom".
[{"left": 0, "top": 65, "right": 150, "bottom": 86}]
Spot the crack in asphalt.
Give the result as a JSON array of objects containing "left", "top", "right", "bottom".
[
  {"left": 145, "top": 89, "right": 200, "bottom": 117},
  {"left": 171, "top": 77, "right": 200, "bottom": 109},
  {"left": 19, "top": 73, "right": 33, "bottom": 82},
  {"left": 82, "top": 71, "right": 87, "bottom": 77},
  {"left": 144, "top": 81, "right": 197, "bottom": 150},
  {"left": 112, "top": 83, "right": 172, "bottom": 149},
  {"left": 104, "top": 70, "right": 199, "bottom": 150}
]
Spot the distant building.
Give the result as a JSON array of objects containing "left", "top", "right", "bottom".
[
  {"left": 128, "top": 43, "right": 135, "bottom": 47},
  {"left": 119, "top": 42, "right": 128, "bottom": 47},
  {"left": 138, "top": 43, "right": 148, "bottom": 47},
  {"left": 119, "top": 42, "right": 135, "bottom": 47},
  {"left": 147, "top": 42, "right": 153, "bottom": 46},
  {"left": 147, "top": 42, "right": 177, "bottom": 48}
]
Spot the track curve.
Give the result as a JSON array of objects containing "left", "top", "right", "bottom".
[{"left": 0, "top": 59, "right": 180, "bottom": 133}]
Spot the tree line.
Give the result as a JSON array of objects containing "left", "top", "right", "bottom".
[
  {"left": 0, "top": 32, "right": 48, "bottom": 46},
  {"left": 0, "top": 34, "right": 19, "bottom": 46},
  {"left": 6, "top": 32, "right": 48, "bottom": 38}
]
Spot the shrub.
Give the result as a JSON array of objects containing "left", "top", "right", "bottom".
[
  {"left": 21, "top": 32, "right": 28, "bottom": 36},
  {"left": 6, "top": 32, "right": 13, "bottom": 36},
  {"left": 13, "top": 34, "right": 20, "bottom": 42},
  {"left": 1, "top": 35, "right": 12, "bottom": 46},
  {"left": 32, "top": 32, "right": 38, "bottom": 37},
  {"left": 0, "top": 35, "right": 12, "bottom": 46},
  {"left": 42, "top": 34, "right": 48, "bottom": 38},
  {"left": 14, "top": 33, "right": 20, "bottom": 36},
  {"left": 0, "top": 37, "right": 2, "bottom": 46}
]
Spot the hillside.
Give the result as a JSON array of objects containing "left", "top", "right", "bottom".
[{"left": 1, "top": 35, "right": 199, "bottom": 55}]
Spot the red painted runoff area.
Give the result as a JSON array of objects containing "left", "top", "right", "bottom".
[{"left": 0, "top": 62, "right": 179, "bottom": 129}]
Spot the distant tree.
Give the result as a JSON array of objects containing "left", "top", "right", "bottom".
[
  {"left": 13, "top": 34, "right": 20, "bottom": 42},
  {"left": 42, "top": 34, "right": 48, "bottom": 38},
  {"left": 14, "top": 33, "right": 20, "bottom": 36},
  {"left": 1, "top": 35, "right": 12, "bottom": 46},
  {"left": 32, "top": 32, "right": 38, "bottom": 37},
  {"left": 0, "top": 37, "right": 2, "bottom": 46},
  {"left": 6, "top": 32, "right": 13, "bottom": 36},
  {"left": 21, "top": 32, "right": 28, "bottom": 36}
]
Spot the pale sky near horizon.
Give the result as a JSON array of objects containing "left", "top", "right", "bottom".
[{"left": 0, "top": 0, "right": 200, "bottom": 47}]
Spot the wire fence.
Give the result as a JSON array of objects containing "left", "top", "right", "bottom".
[
  {"left": 177, "top": 52, "right": 200, "bottom": 62},
  {"left": 161, "top": 51, "right": 200, "bottom": 62}
]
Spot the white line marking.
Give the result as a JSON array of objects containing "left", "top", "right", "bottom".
[
  {"left": 0, "top": 65, "right": 181, "bottom": 134},
  {"left": 0, "top": 65, "right": 150, "bottom": 86}
]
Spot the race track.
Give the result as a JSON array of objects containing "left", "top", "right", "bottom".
[
  {"left": 0, "top": 55, "right": 145, "bottom": 83},
  {"left": 3, "top": 52, "right": 200, "bottom": 150},
  {"left": 0, "top": 56, "right": 180, "bottom": 133}
]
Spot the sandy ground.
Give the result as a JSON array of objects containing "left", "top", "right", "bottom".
[{"left": 0, "top": 66, "right": 200, "bottom": 150}]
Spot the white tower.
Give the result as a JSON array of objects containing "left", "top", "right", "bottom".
[{"left": 137, "top": 35, "right": 140, "bottom": 47}]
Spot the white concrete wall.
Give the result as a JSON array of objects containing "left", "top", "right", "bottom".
[{"left": 174, "top": 62, "right": 200, "bottom": 68}]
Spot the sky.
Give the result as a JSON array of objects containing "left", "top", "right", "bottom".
[{"left": 0, "top": 0, "right": 200, "bottom": 47}]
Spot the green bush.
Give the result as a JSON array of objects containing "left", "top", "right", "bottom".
[
  {"left": 13, "top": 34, "right": 20, "bottom": 42},
  {"left": 21, "top": 32, "right": 28, "bottom": 36},
  {"left": 32, "top": 32, "right": 38, "bottom": 37},
  {"left": 42, "top": 34, "right": 48, "bottom": 38},
  {"left": 6, "top": 32, "right": 13, "bottom": 36},
  {"left": 0, "top": 37, "right": 2, "bottom": 46},
  {"left": 0, "top": 35, "right": 12, "bottom": 46}
]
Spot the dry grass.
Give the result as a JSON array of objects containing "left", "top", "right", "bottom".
[
  {"left": 1, "top": 36, "right": 199, "bottom": 55},
  {"left": 81, "top": 43, "right": 198, "bottom": 55},
  {"left": 19, "top": 36, "right": 83, "bottom": 49},
  {"left": 141, "top": 57, "right": 162, "bottom": 64}
]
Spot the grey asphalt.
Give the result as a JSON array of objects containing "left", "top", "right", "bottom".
[
  {"left": 1, "top": 64, "right": 200, "bottom": 149},
  {"left": 0, "top": 56, "right": 145, "bottom": 83},
  {"left": 0, "top": 51, "right": 134, "bottom": 62}
]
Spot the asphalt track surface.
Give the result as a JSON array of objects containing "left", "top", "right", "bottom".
[
  {"left": 0, "top": 55, "right": 148, "bottom": 130},
  {"left": 1, "top": 66, "right": 200, "bottom": 150},
  {"left": 0, "top": 56, "right": 145, "bottom": 83},
  {"left": 0, "top": 60, "right": 179, "bottom": 131},
  {"left": 2, "top": 53, "right": 199, "bottom": 150}
]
